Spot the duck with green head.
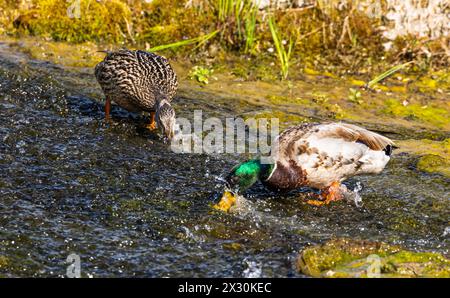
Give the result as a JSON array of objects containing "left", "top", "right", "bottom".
[{"left": 213, "top": 122, "right": 395, "bottom": 212}]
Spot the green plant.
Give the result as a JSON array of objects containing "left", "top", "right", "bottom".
[
  {"left": 13, "top": 0, "right": 133, "bottom": 43},
  {"left": 268, "top": 16, "right": 294, "bottom": 79},
  {"left": 312, "top": 91, "right": 329, "bottom": 104},
  {"left": 234, "top": 0, "right": 243, "bottom": 38},
  {"left": 243, "top": 0, "right": 258, "bottom": 53},
  {"left": 148, "top": 30, "right": 219, "bottom": 52},
  {"left": 218, "top": 0, "right": 233, "bottom": 22},
  {"left": 189, "top": 66, "right": 213, "bottom": 85},
  {"left": 215, "top": 0, "right": 259, "bottom": 52},
  {"left": 366, "top": 61, "right": 414, "bottom": 89},
  {"left": 348, "top": 88, "right": 363, "bottom": 104}
]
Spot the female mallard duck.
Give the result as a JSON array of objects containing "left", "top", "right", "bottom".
[
  {"left": 95, "top": 49, "right": 178, "bottom": 139},
  {"left": 214, "top": 122, "right": 395, "bottom": 211}
]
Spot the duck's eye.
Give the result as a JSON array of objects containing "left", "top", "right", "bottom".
[
  {"left": 225, "top": 175, "right": 239, "bottom": 188},
  {"left": 383, "top": 145, "right": 393, "bottom": 156}
]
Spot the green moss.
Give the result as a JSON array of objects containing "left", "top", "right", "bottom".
[
  {"left": 14, "top": 37, "right": 105, "bottom": 67},
  {"left": 381, "top": 251, "right": 450, "bottom": 277},
  {"left": 382, "top": 99, "right": 450, "bottom": 128},
  {"left": 14, "top": 0, "right": 133, "bottom": 43},
  {"left": 266, "top": 95, "right": 311, "bottom": 106},
  {"left": 244, "top": 110, "right": 309, "bottom": 130},
  {"left": 325, "top": 103, "right": 347, "bottom": 120},
  {"left": 254, "top": 64, "right": 279, "bottom": 82},
  {"left": 417, "top": 155, "right": 450, "bottom": 177},
  {"left": 397, "top": 139, "right": 450, "bottom": 177},
  {"left": 297, "top": 238, "right": 398, "bottom": 277},
  {"left": 387, "top": 250, "right": 446, "bottom": 264},
  {"left": 297, "top": 238, "right": 450, "bottom": 278}
]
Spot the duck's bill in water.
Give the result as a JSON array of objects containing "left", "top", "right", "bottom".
[{"left": 212, "top": 190, "right": 237, "bottom": 212}]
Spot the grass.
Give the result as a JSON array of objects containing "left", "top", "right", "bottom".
[
  {"left": 216, "top": 0, "right": 259, "bottom": 53},
  {"left": 243, "top": 0, "right": 258, "bottom": 54},
  {"left": 268, "top": 16, "right": 294, "bottom": 80},
  {"left": 218, "top": 0, "right": 233, "bottom": 22},
  {"left": 148, "top": 30, "right": 219, "bottom": 52},
  {"left": 0, "top": 0, "right": 447, "bottom": 77},
  {"left": 366, "top": 61, "right": 414, "bottom": 89},
  {"left": 234, "top": 0, "right": 243, "bottom": 38}
]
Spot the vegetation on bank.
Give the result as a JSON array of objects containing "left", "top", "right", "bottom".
[
  {"left": 297, "top": 238, "right": 450, "bottom": 278},
  {"left": 0, "top": 0, "right": 449, "bottom": 80}
]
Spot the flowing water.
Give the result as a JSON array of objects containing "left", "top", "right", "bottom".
[{"left": 0, "top": 42, "right": 448, "bottom": 277}]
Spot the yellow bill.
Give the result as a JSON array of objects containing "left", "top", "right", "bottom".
[{"left": 212, "top": 190, "right": 237, "bottom": 212}]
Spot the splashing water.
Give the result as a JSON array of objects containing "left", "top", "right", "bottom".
[
  {"left": 341, "top": 182, "right": 364, "bottom": 207},
  {"left": 242, "top": 258, "right": 262, "bottom": 278},
  {"left": 228, "top": 194, "right": 255, "bottom": 215},
  {"left": 352, "top": 182, "right": 363, "bottom": 207}
]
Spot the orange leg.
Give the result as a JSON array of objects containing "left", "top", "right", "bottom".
[
  {"left": 145, "top": 111, "right": 157, "bottom": 130},
  {"left": 105, "top": 97, "right": 111, "bottom": 121},
  {"left": 307, "top": 181, "right": 343, "bottom": 206}
]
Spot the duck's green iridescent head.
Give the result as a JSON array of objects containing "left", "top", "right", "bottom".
[{"left": 225, "top": 159, "right": 274, "bottom": 194}]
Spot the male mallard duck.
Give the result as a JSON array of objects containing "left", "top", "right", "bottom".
[
  {"left": 214, "top": 122, "right": 395, "bottom": 211},
  {"left": 95, "top": 49, "right": 178, "bottom": 139}
]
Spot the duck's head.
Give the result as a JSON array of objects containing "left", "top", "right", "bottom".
[
  {"left": 156, "top": 99, "right": 175, "bottom": 140},
  {"left": 225, "top": 159, "right": 263, "bottom": 194},
  {"left": 213, "top": 159, "right": 274, "bottom": 212}
]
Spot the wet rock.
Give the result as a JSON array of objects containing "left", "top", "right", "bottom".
[
  {"left": 417, "top": 154, "right": 450, "bottom": 178},
  {"left": 0, "top": 255, "right": 9, "bottom": 268},
  {"left": 296, "top": 238, "right": 450, "bottom": 278},
  {"left": 397, "top": 138, "right": 450, "bottom": 178}
]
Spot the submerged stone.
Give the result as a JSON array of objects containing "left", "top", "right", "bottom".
[
  {"left": 0, "top": 255, "right": 8, "bottom": 268},
  {"left": 297, "top": 238, "right": 450, "bottom": 278}
]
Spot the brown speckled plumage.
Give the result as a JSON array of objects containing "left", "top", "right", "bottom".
[
  {"left": 95, "top": 49, "right": 178, "bottom": 113},
  {"left": 224, "top": 122, "right": 395, "bottom": 206},
  {"left": 263, "top": 160, "right": 308, "bottom": 192},
  {"left": 267, "top": 122, "right": 395, "bottom": 190}
]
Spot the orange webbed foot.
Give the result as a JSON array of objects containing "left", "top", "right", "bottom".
[
  {"left": 145, "top": 121, "right": 157, "bottom": 131},
  {"left": 145, "top": 111, "right": 157, "bottom": 131},
  {"left": 306, "top": 182, "right": 343, "bottom": 206}
]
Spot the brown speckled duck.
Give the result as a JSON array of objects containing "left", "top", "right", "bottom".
[
  {"left": 215, "top": 122, "right": 395, "bottom": 211},
  {"left": 95, "top": 49, "right": 178, "bottom": 139}
]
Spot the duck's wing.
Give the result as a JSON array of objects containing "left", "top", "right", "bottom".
[
  {"left": 272, "top": 122, "right": 394, "bottom": 159},
  {"left": 270, "top": 123, "right": 321, "bottom": 163},
  {"left": 269, "top": 122, "right": 395, "bottom": 189},
  {"left": 318, "top": 122, "right": 395, "bottom": 152}
]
